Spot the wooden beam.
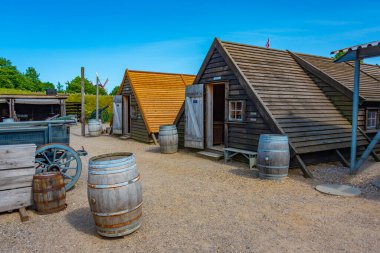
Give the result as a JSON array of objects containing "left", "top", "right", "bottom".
[
  {"left": 81, "top": 67, "right": 85, "bottom": 136},
  {"left": 18, "top": 207, "right": 29, "bottom": 222},
  {"left": 151, "top": 133, "right": 158, "bottom": 145},
  {"left": 335, "top": 149, "right": 350, "bottom": 167},
  {"left": 294, "top": 155, "right": 313, "bottom": 178},
  {"left": 357, "top": 127, "right": 380, "bottom": 162}
]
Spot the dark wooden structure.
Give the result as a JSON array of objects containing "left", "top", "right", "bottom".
[
  {"left": 175, "top": 38, "right": 380, "bottom": 175},
  {"left": 117, "top": 70, "right": 195, "bottom": 143},
  {"left": 0, "top": 94, "right": 67, "bottom": 122}
]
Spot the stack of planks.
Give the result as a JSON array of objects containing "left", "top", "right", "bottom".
[{"left": 0, "top": 144, "right": 36, "bottom": 221}]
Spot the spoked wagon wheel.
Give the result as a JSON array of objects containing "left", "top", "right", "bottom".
[{"left": 35, "top": 143, "right": 82, "bottom": 191}]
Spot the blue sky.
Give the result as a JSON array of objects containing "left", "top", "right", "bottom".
[{"left": 1, "top": 0, "right": 380, "bottom": 92}]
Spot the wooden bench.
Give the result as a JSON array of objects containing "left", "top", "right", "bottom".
[{"left": 224, "top": 148, "right": 257, "bottom": 169}]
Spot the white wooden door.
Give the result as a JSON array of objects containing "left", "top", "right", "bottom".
[
  {"left": 185, "top": 84, "right": 204, "bottom": 149},
  {"left": 112, "top": 95, "right": 122, "bottom": 134}
]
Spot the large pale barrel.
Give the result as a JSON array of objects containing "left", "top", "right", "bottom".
[
  {"left": 2, "top": 118, "right": 14, "bottom": 123},
  {"left": 33, "top": 172, "right": 66, "bottom": 214},
  {"left": 257, "top": 134, "right": 290, "bottom": 180},
  {"left": 88, "top": 119, "right": 102, "bottom": 137},
  {"left": 158, "top": 125, "right": 178, "bottom": 154},
  {"left": 88, "top": 153, "right": 142, "bottom": 237}
]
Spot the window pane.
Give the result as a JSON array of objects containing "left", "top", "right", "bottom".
[
  {"left": 236, "top": 102, "right": 242, "bottom": 110},
  {"left": 367, "top": 111, "right": 377, "bottom": 128}
]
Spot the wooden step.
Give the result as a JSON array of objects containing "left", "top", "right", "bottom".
[{"left": 197, "top": 151, "right": 224, "bottom": 161}]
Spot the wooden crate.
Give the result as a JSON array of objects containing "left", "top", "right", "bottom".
[{"left": 0, "top": 144, "right": 36, "bottom": 213}]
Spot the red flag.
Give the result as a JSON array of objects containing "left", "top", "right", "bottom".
[{"left": 266, "top": 38, "right": 270, "bottom": 48}]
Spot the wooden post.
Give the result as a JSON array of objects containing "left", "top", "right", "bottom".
[
  {"left": 96, "top": 75, "right": 99, "bottom": 121},
  {"left": 7, "top": 99, "right": 12, "bottom": 118},
  {"left": 81, "top": 67, "right": 85, "bottom": 136}
]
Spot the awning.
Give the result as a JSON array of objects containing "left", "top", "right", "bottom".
[
  {"left": 14, "top": 99, "right": 62, "bottom": 105},
  {"left": 331, "top": 41, "right": 380, "bottom": 62}
]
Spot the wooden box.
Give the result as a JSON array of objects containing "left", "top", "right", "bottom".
[{"left": 0, "top": 144, "right": 36, "bottom": 213}]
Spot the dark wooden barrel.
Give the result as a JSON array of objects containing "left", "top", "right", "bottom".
[
  {"left": 33, "top": 172, "right": 66, "bottom": 214},
  {"left": 88, "top": 152, "right": 142, "bottom": 237},
  {"left": 257, "top": 134, "right": 290, "bottom": 180},
  {"left": 158, "top": 125, "right": 178, "bottom": 154}
]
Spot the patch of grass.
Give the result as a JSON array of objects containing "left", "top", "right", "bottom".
[{"left": 0, "top": 88, "right": 47, "bottom": 95}]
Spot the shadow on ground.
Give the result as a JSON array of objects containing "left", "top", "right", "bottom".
[
  {"left": 144, "top": 146, "right": 161, "bottom": 153},
  {"left": 229, "top": 168, "right": 259, "bottom": 179},
  {"left": 65, "top": 207, "right": 96, "bottom": 236}
]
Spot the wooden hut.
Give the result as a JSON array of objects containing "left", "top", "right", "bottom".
[
  {"left": 175, "top": 38, "right": 380, "bottom": 173},
  {"left": 117, "top": 70, "right": 195, "bottom": 143},
  {"left": 0, "top": 94, "right": 67, "bottom": 122}
]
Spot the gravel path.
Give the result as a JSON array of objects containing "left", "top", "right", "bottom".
[{"left": 0, "top": 125, "right": 379, "bottom": 253}]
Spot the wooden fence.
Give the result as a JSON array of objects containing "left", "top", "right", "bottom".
[{"left": 65, "top": 102, "right": 81, "bottom": 121}]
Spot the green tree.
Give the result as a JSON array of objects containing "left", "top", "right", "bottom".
[
  {"left": 57, "top": 82, "right": 64, "bottom": 92},
  {"left": 0, "top": 57, "right": 56, "bottom": 92},
  {"left": 110, "top": 85, "right": 120, "bottom": 95},
  {"left": 0, "top": 57, "right": 14, "bottom": 69},
  {"left": 24, "top": 67, "right": 40, "bottom": 82},
  {"left": 65, "top": 76, "right": 107, "bottom": 95}
]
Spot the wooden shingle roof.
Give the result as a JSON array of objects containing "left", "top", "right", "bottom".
[
  {"left": 121, "top": 70, "right": 195, "bottom": 133},
  {"left": 354, "top": 63, "right": 380, "bottom": 81},
  {"left": 217, "top": 40, "right": 368, "bottom": 154},
  {"left": 293, "top": 53, "right": 380, "bottom": 102}
]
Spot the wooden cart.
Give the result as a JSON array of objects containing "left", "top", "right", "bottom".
[{"left": 0, "top": 119, "right": 86, "bottom": 191}]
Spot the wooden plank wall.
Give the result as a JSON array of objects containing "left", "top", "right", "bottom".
[
  {"left": 198, "top": 48, "right": 273, "bottom": 151},
  {"left": 177, "top": 112, "right": 185, "bottom": 148},
  {"left": 121, "top": 78, "right": 151, "bottom": 143},
  {"left": 0, "top": 144, "right": 35, "bottom": 213}
]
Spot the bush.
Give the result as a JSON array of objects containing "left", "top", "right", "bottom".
[{"left": 66, "top": 94, "right": 113, "bottom": 122}]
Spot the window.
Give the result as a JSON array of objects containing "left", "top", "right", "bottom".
[
  {"left": 367, "top": 110, "right": 377, "bottom": 129},
  {"left": 229, "top": 100, "right": 244, "bottom": 121}
]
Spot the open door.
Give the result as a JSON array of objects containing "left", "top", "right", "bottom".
[
  {"left": 112, "top": 95, "right": 122, "bottom": 134},
  {"left": 185, "top": 84, "right": 204, "bottom": 149}
]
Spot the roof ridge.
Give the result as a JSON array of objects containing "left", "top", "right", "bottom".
[
  {"left": 220, "top": 40, "right": 288, "bottom": 54},
  {"left": 127, "top": 69, "right": 195, "bottom": 77}
]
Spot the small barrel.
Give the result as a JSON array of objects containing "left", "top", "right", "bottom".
[
  {"left": 33, "top": 172, "right": 66, "bottom": 214},
  {"left": 257, "top": 134, "right": 290, "bottom": 180},
  {"left": 2, "top": 118, "right": 14, "bottom": 123},
  {"left": 88, "top": 119, "right": 102, "bottom": 137},
  {"left": 158, "top": 125, "right": 178, "bottom": 154},
  {"left": 88, "top": 153, "right": 142, "bottom": 237}
]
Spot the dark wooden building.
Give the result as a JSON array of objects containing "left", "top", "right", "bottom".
[
  {"left": 176, "top": 38, "right": 380, "bottom": 169},
  {"left": 117, "top": 70, "right": 195, "bottom": 143},
  {"left": 0, "top": 94, "right": 67, "bottom": 122}
]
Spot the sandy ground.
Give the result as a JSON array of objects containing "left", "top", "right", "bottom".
[{"left": 0, "top": 125, "right": 379, "bottom": 253}]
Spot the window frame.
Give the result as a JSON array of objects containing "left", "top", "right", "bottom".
[
  {"left": 366, "top": 109, "right": 378, "bottom": 130},
  {"left": 228, "top": 100, "right": 245, "bottom": 122}
]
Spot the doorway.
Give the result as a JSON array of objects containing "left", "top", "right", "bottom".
[
  {"left": 206, "top": 83, "right": 225, "bottom": 150},
  {"left": 122, "top": 96, "right": 130, "bottom": 134}
]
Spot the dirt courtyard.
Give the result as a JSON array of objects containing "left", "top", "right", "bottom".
[{"left": 0, "top": 125, "right": 379, "bottom": 253}]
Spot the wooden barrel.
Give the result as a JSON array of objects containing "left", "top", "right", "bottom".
[
  {"left": 88, "top": 152, "right": 142, "bottom": 237},
  {"left": 88, "top": 119, "right": 102, "bottom": 137},
  {"left": 33, "top": 172, "right": 66, "bottom": 214},
  {"left": 257, "top": 134, "right": 290, "bottom": 180},
  {"left": 158, "top": 125, "right": 178, "bottom": 154},
  {"left": 2, "top": 118, "right": 14, "bottom": 123}
]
